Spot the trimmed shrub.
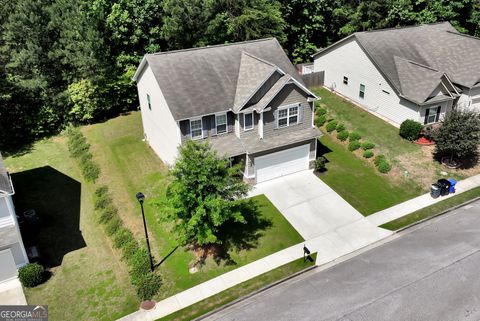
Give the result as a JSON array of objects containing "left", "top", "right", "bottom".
[
  {"left": 337, "top": 130, "right": 349, "bottom": 142},
  {"left": 122, "top": 239, "right": 140, "bottom": 260},
  {"left": 129, "top": 248, "right": 152, "bottom": 286},
  {"left": 18, "top": 263, "right": 44, "bottom": 287},
  {"left": 336, "top": 123, "right": 346, "bottom": 132},
  {"left": 362, "top": 141, "right": 375, "bottom": 150},
  {"left": 314, "top": 115, "right": 326, "bottom": 127},
  {"left": 399, "top": 119, "right": 423, "bottom": 141},
  {"left": 105, "top": 216, "right": 123, "bottom": 236},
  {"left": 113, "top": 227, "right": 135, "bottom": 249},
  {"left": 136, "top": 272, "right": 162, "bottom": 301},
  {"left": 348, "top": 140, "right": 361, "bottom": 151},
  {"left": 81, "top": 160, "right": 100, "bottom": 182},
  {"left": 374, "top": 154, "right": 386, "bottom": 166},
  {"left": 79, "top": 151, "right": 93, "bottom": 163},
  {"left": 94, "top": 193, "right": 112, "bottom": 210},
  {"left": 349, "top": 131, "right": 361, "bottom": 141},
  {"left": 95, "top": 186, "right": 109, "bottom": 198},
  {"left": 378, "top": 161, "right": 392, "bottom": 173},
  {"left": 363, "top": 150, "right": 374, "bottom": 158},
  {"left": 99, "top": 204, "right": 118, "bottom": 223},
  {"left": 326, "top": 120, "right": 337, "bottom": 132},
  {"left": 314, "top": 156, "right": 326, "bottom": 172},
  {"left": 316, "top": 108, "right": 327, "bottom": 116}
]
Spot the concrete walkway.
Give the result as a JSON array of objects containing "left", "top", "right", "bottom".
[
  {"left": 0, "top": 278, "right": 27, "bottom": 305},
  {"left": 119, "top": 171, "right": 392, "bottom": 321},
  {"left": 368, "top": 173, "right": 480, "bottom": 226}
]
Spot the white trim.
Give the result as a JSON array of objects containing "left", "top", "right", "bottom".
[
  {"left": 5, "top": 196, "right": 28, "bottom": 265},
  {"left": 132, "top": 55, "right": 148, "bottom": 81},
  {"left": 277, "top": 103, "right": 300, "bottom": 128},
  {"left": 176, "top": 121, "right": 182, "bottom": 145},
  {"left": 259, "top": 112, "right": 264, "bottom": 139},
  {"left": 214, "top": 112, "right": 228, "bottom": 135},
  {"left": 243, "top": 112, "right": 254, "bottom": 131},
  {"left": 311, "top": 101, "right": 315, "bottom": 128},
  {"left": 312, "top": 139, "right": 318, "bottom": 161},
  {"left": 424, "top": 106, "right": 441, "bottom": 124},
  {"left": 189, "top": 118, "right": 203, "bottom": 140}
]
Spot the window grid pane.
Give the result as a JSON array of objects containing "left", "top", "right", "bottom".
[
  {"left": 216, "top": 114, "right": 226, "bottom": 125},
  {"left": 289, "top": 106, "right": 298, "bottom": 115},
  {"left": 278, "top": 118, "right": 288, "bottom": 127},
  {"left": 244, "top": 113, "right": 253, "bottom": 129},
  {"left": 278, "top": 109, "right": 288, "bottom": 118},
  {"left": 289, "top": 116, "right": 298, "bottom": 124}
]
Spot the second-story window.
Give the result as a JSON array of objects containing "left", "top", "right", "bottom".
[
  {"left": 343, "top": 76, "right": 348, "bottom": 85},
  {"left": 147, "top": 94, "right": 152, "bottom": 110},
  {"left": 244, "top": 112, "right": 254, "bottom": 131},
  {"left": 190, "top": 119, "right": 202, "bottom": 140},
  {"left": 216, "top": 113, "right": 227, "bottom": 134},
  {"left": 359, "top": 84, "right": 365, "bottom": 99},
  {"left": 278, "top": 105, "right": 299, "bottom": 128}
]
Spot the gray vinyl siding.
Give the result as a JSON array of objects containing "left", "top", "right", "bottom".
[
  {"left": 263, "top": 84, "right": 312, "bottom": 139},
  {"left": 180, "top": 111, "right": 235, "bottom": 143},
  {"left": 246, "top": 139, "right": 317, "bottom": 177},
  {"left": 246, "top": 71, "right": 283, "bottom": 106},
  {"left": 238, "top": 112, "right": 260, "bottom": 139}
]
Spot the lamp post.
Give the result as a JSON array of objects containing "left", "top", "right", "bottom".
[{"left": 136, "top": 192, "right": 154, "bottom": 272}]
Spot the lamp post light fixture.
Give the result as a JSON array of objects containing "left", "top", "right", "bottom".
[{"left": 136, "top": 192, "right": 154, "bottom": 272}]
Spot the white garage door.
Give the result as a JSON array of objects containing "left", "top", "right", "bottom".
[{"left": 255, "top": 144, "right": 310, "bottom": 183}]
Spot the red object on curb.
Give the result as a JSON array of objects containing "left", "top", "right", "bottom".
[{"left": 416, "top": 136, "right": 434, "bottom": 145}]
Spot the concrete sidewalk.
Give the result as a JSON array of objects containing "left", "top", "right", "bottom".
[
  {"left": 119, "top": 222, "right": 391, "bottom": 321},
  {"left": 367, "top": 173, "right": 480, "bottom": 226}
]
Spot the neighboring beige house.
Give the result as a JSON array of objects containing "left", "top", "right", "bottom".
[
  {"left": 0, "top": 153, "right": 28, "bottom": 282},
  {"left": 313, "top": 22, "right": 480, "bottom": 127},
  {"left": 133, "top": 38, "right": 321, "bottom": 183}
]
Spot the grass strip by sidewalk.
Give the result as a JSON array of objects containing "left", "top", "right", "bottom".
[
  {"left": 381, "top": 187, "right": 480, "bottom": 231},
  {"left": 156, "top": 254, "right": 317, "bottom": 321}
]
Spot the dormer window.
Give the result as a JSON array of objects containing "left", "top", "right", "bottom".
[
  {"left": 244, "top": 112, "right": 254, "bottom": 131},
  {"left": 216, "top": 113, "right": 227, "bottom": 134}
]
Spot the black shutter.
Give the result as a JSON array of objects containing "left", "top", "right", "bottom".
[
  {"left": 424, "top": 108, "right": 430, "bottom": 125},
  {"left": 435, "top": 106, "right": 441, "bottom": 122}
]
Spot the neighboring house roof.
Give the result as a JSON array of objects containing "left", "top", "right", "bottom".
[
  {"left": 134, "top": 38, "right": 309, "bottom": 120},
  {"left": 314, "top": 22, "right": 480, "bottom": 104},
  {"left": 0, "top": 153, "right": 13, "bottom": 195}
]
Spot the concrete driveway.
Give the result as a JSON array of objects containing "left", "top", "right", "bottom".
[{"left": 249, "top": 170, "right": 391, "bottom": 249}]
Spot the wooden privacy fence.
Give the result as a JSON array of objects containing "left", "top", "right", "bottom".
[{"left": 301, "top": 71, "right": 324, "bottom": 88}]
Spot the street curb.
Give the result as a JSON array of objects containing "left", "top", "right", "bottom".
[
  {"left": 194, "top": 233, "right": 402, "bottom": 321},
  {"left": 395, "top": 196, "right": 480, "bottom": 233},
  {"left": 194, "top": 263, "right": 318, "bottom": 320}
]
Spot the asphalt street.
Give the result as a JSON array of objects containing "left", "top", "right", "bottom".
[{"left": 202, "top": 199, "right": 480, "bottom": 321}]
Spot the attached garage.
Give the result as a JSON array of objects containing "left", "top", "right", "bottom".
[{"left": 255, "top": 144, "right": 310, "bottom": 183}]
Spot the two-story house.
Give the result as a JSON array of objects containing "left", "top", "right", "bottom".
[
  {"left": 0, "top": 153, "right": 28, "bottom": 282},
  {"left": 133, "top": 38, "right": 321, "bottom": 183},
  {"left": 313, "top": 22, "right": 480, "bottom": 127}
]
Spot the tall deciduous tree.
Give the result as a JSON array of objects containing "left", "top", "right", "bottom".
[
  {"left": 166, "top": 141, "right": 250, "bottom": 246},
  {"left": 434, "top": 109, "right": 480, "bottom": 165}
]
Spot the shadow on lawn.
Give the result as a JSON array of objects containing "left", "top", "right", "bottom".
[
  {"left": 11, "top": 166, "right": 86, "bottom": 268},
  {"left": 212, "top": 199, "right": 272, "bottom": 266}
]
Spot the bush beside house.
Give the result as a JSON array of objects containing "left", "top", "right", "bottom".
[{"left": 399, "top": 119, "right": 423, "bottom": 141}]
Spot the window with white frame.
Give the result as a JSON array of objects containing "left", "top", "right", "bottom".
[
  {"left": 359, "top": 84, "right": 365, "bottom": 99},
  {"left": 216, "top": 113, "right": 227, "bottom": 134},
  {"left": 424, "top": 106, "right": 440, "bottom": 124},
  {"left": 190, "top": 119, "right": 202, "bottom": 139},
  {"left": 278, "top": 105, "right": 299, "bottom": 128},
  {"left": 244, "top": 112, "right": 253, "bottom": 130}
]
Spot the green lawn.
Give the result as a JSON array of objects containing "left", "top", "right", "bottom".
[
  {"left": 318, "top": 135, "right": 422, "bottom": 215},
  {"left": 157, "top": 254, "right": 317, "bottom": 321},
  {"left": 5, "top": 139, "right": 138, "bottom": 321},
  {"left": 312, "top": 87, "right": 472, "bottom": 188},
  {"left": 82, "top": 112, "right": 304, "bottom": 300},
  {"left": 4, "top": 112, "right": 304, "bottom": 320},
  {"left": 381, "top": 187, "right": 480, "bottom": 230}
]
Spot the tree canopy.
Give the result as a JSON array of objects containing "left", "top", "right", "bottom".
[
  {"left": 1, "top": 0, "right": 480, "bottom": 151},
  {"left": 166, "top": 141, "right": 250, "bottom": 246}
]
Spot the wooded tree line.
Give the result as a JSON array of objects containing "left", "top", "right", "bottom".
[{"left": 1, "top": 0, "right": 479, "bottom": 151}]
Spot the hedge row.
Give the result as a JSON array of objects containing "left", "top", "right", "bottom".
[
  {"left": 314, "top": 107, "right": 392, "bottom": 174},
  {"left": 94, "top": 185, "right": 162, "bottom": 300},
  {"left": 65, "top": 127, "right": 100, "bottom": 182}
]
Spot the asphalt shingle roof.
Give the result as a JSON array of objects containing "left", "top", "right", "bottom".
[
  {"left": 316, "top": 22, "right": 480, "bottom": 104},
  {"left": 143, "top": 38, "right": 304, "bottom": 120}
]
